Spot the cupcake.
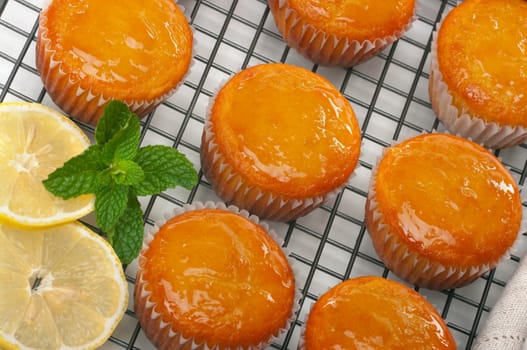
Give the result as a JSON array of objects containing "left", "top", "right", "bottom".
[
  {"left": 201, "top": 63, "right": 361, "bottom": 222},
  {"left": 36, "top": 0, "right": 193, "bottom": 125},
  {"left": 134, "top": 202, "right": 297, "bottom": 350},
  {"left": 429, "top": 0, "right": 527, "bottom": 149},
  {"left": 365, "top": 133, "right": 522, "bottom": 290},
  {"left": 268, "top": 0, "right": 417, "bottom": 67},
  {"left": 300, "top": 276, "right": 456, "bottom": 350}
]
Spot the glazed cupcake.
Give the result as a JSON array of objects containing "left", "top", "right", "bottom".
[
  {"left": 201, "top": 63, "right": 361, "bottom": 222},
  {"left": 268, "top": 0, "right": 417, "bottom": 67},
  {"left": 365, "top": 133, "right": 522, "bottom": 290},
  {"left": 36, "top": 0, "right": 193, "bottom": 125},
  {"left": 300, "top": 276, "right": 456, "bottom": 350},
  {"left": 134, "top": 202, "right": 297, "bottom": 350},
  {"left": 429, "top": 0, "right": 527, "bottom": 149}
]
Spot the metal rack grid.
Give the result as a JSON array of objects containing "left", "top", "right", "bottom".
[{"left": 1, "top": 0, "right": 527, "bottom": 349}]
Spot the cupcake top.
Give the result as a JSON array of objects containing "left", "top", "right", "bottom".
[
  {"left": 374, "top": 133, "right": 521, "bottom": 268},
  {"left": 40, "top": 0, "right": 192, "bottom": 100},
  {"left": 283, "top": 0, "right": 416, "bottom": 41},
  {"left": 437, "top": 0, "right": 527, "bottom": 127},
  {"left": 304, "top": 276, "right": 456, "bottom": 349},
  {"left": 209, "top": 63, "right": 361, "bottom": 198},
  {"left": 139, "top": 208, "right": 295, "bottom": 348}
]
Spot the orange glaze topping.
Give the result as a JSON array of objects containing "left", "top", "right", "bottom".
[
  {"left": 211, "top": 63, "right": 361, "bottom": 198},
  {"left": 438, "top": 0, "right": 527, "bottom": 127},
  {"left": 285, "top": 0, "right": 416, "bottom": 41},
  {"left": 305, "top": 276, "right": 456, "bottom": 350},
  {"left": 42, "top": 0, "right": 192, "bottom": 100},
  {"left": 374, "top": 133, "right": 521, "bottom": 267},
  {"left": 141, "top": 209, "right": 295, "bottom": 347}
]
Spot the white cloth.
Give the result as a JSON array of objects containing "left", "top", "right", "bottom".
[{"left": 472, "top": 254, "right": 527, "bottom": 350}]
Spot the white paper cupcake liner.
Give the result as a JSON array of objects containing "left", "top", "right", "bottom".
[
  {"left": 200, "top": 69, "right": 361, "bottom": 222},
  {"left": 364, "top": 148, "right": 521, "bottom": 290},
  {"left": 135, "top": 201, "right": 301, "bottom": 350},
  {"left": 429, "top": 26, "right": 527, "bottom": 149},
  {"left": 270, "top": 0, "right": 418, "bottom": 67},
  {"left": 36, "top": 1, "right": 194, "bottom": 125}
]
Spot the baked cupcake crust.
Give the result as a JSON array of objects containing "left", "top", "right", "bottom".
[
  {"left": 436, "top": 0, "right": 527, "bottom": 127},
  {"left": 365, "top": 133, "right": 522, "bottom": 289},
  {"left": 303, "top": 276, "right": 456, "bottom": 349},
  {"left": 36, "top": 0, "right": 193, "bottom": 124},
  {"left": 276, "top": 0, "right": 415, "bottom": 42},
  {"left": 135, "top": 206, "right": 296, "bottom": 349},
  {"left": 209, "top": 63, "right": 359, "bottom": 198},
  {"left": 201, "top": 63, "right": 361, "bottom": 221}
]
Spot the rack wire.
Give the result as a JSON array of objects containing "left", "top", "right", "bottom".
[{"left": 1, "top": 0, "right": 527, "bottom": 349}]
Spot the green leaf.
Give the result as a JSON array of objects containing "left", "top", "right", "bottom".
[
  {"left": 43, "top": 145, "right": 105, "bottom": 199},
  {"left": 108, "top": 195, "right": 144, "bottom": 264},
  {"left": 40, "top": 100, "right": 201, "bottom": 265},
  {"left": 101, "top": 113, "right": 140, "bottom": 164},
  {"left": 95, "top": 184, "right": 128, "bottom": 232},
  {"left": 111, "top": 160, "right": 144, "bottom": 186},
  {"left": 95, "top": 101, "right": 133, "bottom": 145},
  {"left": 97, "top": 168, "right": 113, "bottom": 187},
  {"left": 132, "top": 145, "right": 198, "bottom": 196}
]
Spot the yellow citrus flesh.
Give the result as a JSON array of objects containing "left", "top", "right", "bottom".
[
  {"left": 0, "top": 102, "right": 94, "bottom": 228},
  {"left": 0, "top": 222, "right": 128, "bottom": 349}
]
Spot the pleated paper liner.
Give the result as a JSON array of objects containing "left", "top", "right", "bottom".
[
  {"left": 364, "top": 136, "right": 525, "bottom": 290},
  {"left": 134, "top": 201, "right": 302, "bottom": 350},
  {"left": 268, "top": 0, "right": 420, "bottom": 67},
  {"left": 36, "top": 1, "right": 194, "bottom": 125},
  {"left": 200, "top": 66, "right": 363, "bottom": 222},
  {"left": 429, "top": 22, "right": 527, "bottom": 149}
]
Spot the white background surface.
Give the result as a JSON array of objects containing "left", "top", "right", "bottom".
[{"left": 1, "top": 0, "right": 527, "bottom": 349}]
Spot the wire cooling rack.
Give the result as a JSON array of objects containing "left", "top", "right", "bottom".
[{"left": 2, "top": 0, "right": 527, "bottom": 349}]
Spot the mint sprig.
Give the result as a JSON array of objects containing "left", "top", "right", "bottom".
[{"left": 43, "top": 101, "right": 198, "bottom": 264}]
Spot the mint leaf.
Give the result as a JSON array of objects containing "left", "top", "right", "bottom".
[
  {"left": 95, "top": 184, "right": 128, "bottom": 232},
  {"left": 111, "top": 160, "right": 144, "bottom": 186},
  {"left": 132, "top": 145, "right": 198, "bottom": 196},
  {"left": 41, "top": 100, "right": 200, "bottom": 265},
  {"left": 97, "top": 168, "right": 113, "bottom": 187},
  {"left": 108, "top": 195, "right": 144, "bottom": 264},
  {"left": 101, "top": 113, "right": 140, "bottom": 164},
  {"left": 96, "top": 101, "right": 133, "bottom": 145},
  {"left": 43, "top": 146, "right": 105, "bottom": 199}
]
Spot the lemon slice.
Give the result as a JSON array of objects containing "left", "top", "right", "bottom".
[
  {"left": 0, "top": 102, "right": 94, "bottom": 228},
  {"left": 0, "top": 221, "right": 128, "bottom": 349}
]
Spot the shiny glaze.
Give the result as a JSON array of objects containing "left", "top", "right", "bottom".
[
  {"left": 141, "top": 209, "right": 295, "bottom": 347},
  {"left": 375, "top": 134, "right": 521, "bottom": 266},
  {"left": 438, "top": 0, "right": 527, "bottom": 126},
  {"left": 43, "top": 0, "right": 192, "bottom": 97},
  {"left": 211, "top": 63, "right": 361, "bottom": 198},
  {"left": 305, "top": 276, "right": 456, "bottom": 350},
  {"left": 286, "top": 0, "right": 416, "bottom": 40}
]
